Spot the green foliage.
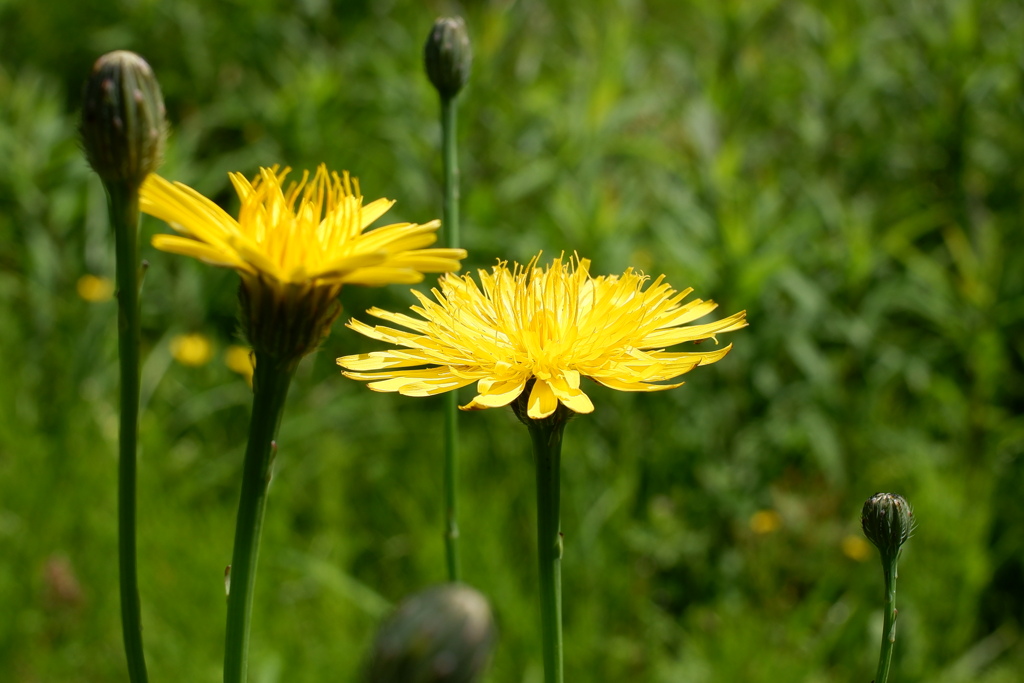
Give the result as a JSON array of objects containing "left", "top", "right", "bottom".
[{"left": 1, "top": 0, "right": 1022, "bottom": 681}]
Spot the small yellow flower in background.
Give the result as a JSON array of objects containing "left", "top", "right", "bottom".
[
  {"left": 225, "top": 345, "right": 255, "bottom": 386},
  {"left": 76, "top": 274, "right": 115, "bottom": 302},
  {"left": 749, "top": 509, "right": 782, "bottom": 534},
  {"left": 339, "top": 254, "right": 747, "bottom": 420},
  {"left": 842, "top": 535, "right": 873, "bottom": 562},
  {"left": 170, "top": 333, "right": 214, "bottom": 367},
  {"left": 140, "top": 165, "right": 465, "bottom": 362}
]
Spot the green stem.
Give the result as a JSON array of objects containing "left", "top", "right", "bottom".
[
  {"left": 108, "top": 180, "right": 149, "bottom": 683},
  {"left": 223, "top": 354, "right": 295, "bottom": 683},
  {"left": 440, "top": 93, "right": 462, "bottom": 582},
  {"left": 874, "top": 557, "right": 898, "bottom": 683},
  {"left": 527, "top": 419, "right": 565, "bottom": 683},
  {"left": 443, "top": 391, "right": 460, "bottom": 581},
  {"left": 441, "top": 96, "right": 461, "bottom": 249}
]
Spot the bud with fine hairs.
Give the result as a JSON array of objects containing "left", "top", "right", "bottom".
[
  {"left": 861, "top": 492, "right": 914, "bottom": 560},
  {"left": 364, "top": 584, "right": 496, "bottom": 683},
  {"left": 81, "top": 50, "right": 167, "bottom": 186},
  {"left": 424, "top": 17, "right": 472, "bottom": 99}
]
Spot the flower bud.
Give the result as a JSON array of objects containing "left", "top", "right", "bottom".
[
  {"left": 861, "top": 493, "right": 914, "bottom": 559},
  {"left": 424, "top": 17, "right": 472, "bottom": 99},
  {"left": 81, "top": 50, "right": 167, "bottom": 186},
  {"left": 364, "top": 583, "right": 496, "bottom": 683}
]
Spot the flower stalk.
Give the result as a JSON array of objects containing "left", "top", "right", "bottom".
[
  {"left": 110, "top": 180, "right": 149, "bottom": 683},
  {"left": 861, "top": 492, "right": 914, "bottom": 683},
  {"left": 81, "top": 49, "right": 166, "bottom": 683},
  {"left": 441, "top": 89, "right": 462, "bottom": 580},
  {"left": 426, "top": 16, "right": 472, "bottom": 582},
  {"left": 223, "top": 353, "right": 296, "bottom": 683},
  {"left": 514, "top": 393, "right": 570, "bottom": 683},
  {"left": 875, "top": 555, "right": 898, "bottom": 683},
  {"left": 527, "top": 416, "right": 566, "bottom": 683}
]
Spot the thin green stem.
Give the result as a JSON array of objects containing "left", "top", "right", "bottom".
[
  {"left": 528, "top": 420, "right": 565, "bottom": 683},
  {"left": 223, "top": 354, "right": 295, "bottom": 683},
  {"left": 874, "top": 557, "right": 898, "bottom": 683},
  {"left": 108, "top": 180, "right": 149, "bottom": 683},
  {"left": 441, "top": 96, "right": 461, "bottom": 249},
  {"left": 443, "top": 391, "right": 460, "bottom": 581},
  {"left": 440, "top": 93, "right": 462, "bottom": 582}
]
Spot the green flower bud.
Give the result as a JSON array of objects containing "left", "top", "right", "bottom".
[
  {"left": 424, "top": 17, "right": 472, "bottom": 99},
  {"left": 365, "top": 584, "right": 496, "bottom": 683},
  {"left": 81, "top": 50, "right": 166, "bottom": 186},
  {"left": 861, "top": 492, "right": 914, "bottom": 559}
]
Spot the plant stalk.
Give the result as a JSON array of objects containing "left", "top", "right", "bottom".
[
  {"left": 528, "top": 419, "right": 566, "bottom": 683},
  {"left": 223, "top": 353, "right": 295, "bottom": 683},
  {"left": 440, "top": 93, "right": 462, "bottom": 582},
  {"left": 874, "top": 556, "right": 899, "bottom": 683},
  {"left": 108, "top": 180, "right": 149, "bottom": 683}
]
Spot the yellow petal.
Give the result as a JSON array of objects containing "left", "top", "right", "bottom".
[
  {"left": 151, "top": 234, "right": 252, "bottom": 272},
  {"left": 527, "top": 379, "right": 558, "bottom": 419}
]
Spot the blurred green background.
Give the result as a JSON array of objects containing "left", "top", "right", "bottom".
[{"left": 1, "top": 0, "right": 1023, "bottom": 680}]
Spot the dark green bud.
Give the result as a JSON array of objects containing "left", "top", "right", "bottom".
[
  {"left": 861, "top": 493, "right": 914, "bottom": 559},
  {"left": 365, "top": 583, "right": 496, "bottom": 683},
  {"left": 81, "top": 50, "right": 166, "bottom": 186},
  {"left": 424, "top": 17, "right": 472, "bottom": 99}
]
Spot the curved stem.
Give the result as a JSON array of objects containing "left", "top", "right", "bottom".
[
  {"left": 527, "top": 419, "right": 565, "bottom": 683},
  {"left": 108, "top": 180, "right": 149, "bottom": 683},
  {"left": 223, "top": 354, "right": 295, "bottom": 683},
  {"left": 440, "top": 93, "right": 462, "bottom": 582},
  {"left": 874, "top": 557, "right": 898, "bottom": 683}
]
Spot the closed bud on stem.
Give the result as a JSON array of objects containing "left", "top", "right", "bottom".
[
  {"left": 861, "top": 492, "right": 914, "bottom": 560},
  {"left": 81, "top": 50, "right": 166, "bottom": 187},
  {"left": 424, "top": 17, "right": 472, "bottom": 99},
  {"left": 364, "top": 583, "right": 496, "bottom": 683}
]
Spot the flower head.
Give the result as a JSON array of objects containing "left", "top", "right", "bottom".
[
  {"left": 338, "top": 254, "right": 747, "bottom": 420},
  {"left": 170, "top": 332, "right": 214, "bottom": 367},
  {"left": 424, "top": 17, "right": 472, "bottom": 99},
  {"left": 77, "top": 274, "right": 115, "bottom": 302},
  {"left": 141, "top": 165, "right": 466, "bottom": 362},
  {"left": 81, "top": 50, "right": 166, "bottom": 186},
  {"left": 862, "top": 492, "right": 915, "bottom": 560},
  {"left": 366, "top": 584, "right": 496, "bottom": 683}
]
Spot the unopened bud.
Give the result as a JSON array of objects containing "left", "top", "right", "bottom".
[
  {"left": 365, "top": 583, "right": 496, "bottom": 683},
  {"left": 861, "top": 493, "right": 914, "bottom": 559},
  {"left": 424, "top": 17, "right": 472, "bottom": 99},
  {"left": 81, "top": 50, "right": 166, "bottom": 186}
]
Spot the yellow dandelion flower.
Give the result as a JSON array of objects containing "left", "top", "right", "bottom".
[
  {"left": 338, "top": 254, "right": 747, "bottom": 420},
  {"left": 140, "top": 164, "right": 466, "bottom": 361},
  {"left": 77, "top": 274, "right": 115, "bottom": 302},
  {"left": 841, "top": 535, "right": 873, "bottom": 562},
  {"left": 749, "top": 509, "right": 782, "bottom": 534},
  {"left": 170, "top": 333, "right": 214, "bottom": 367}
]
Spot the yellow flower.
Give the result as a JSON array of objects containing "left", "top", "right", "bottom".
[
  {"left": 841, "top": 535, "right": 872, "bottom": 562},
  {"left": 76, "top": 274, "right": 115, "bottom": 302},
  {"left": 171, "top": 333, "right": 214, "bottom": 367},
  {"left": 338, "top": 254, "right": 747, "bottom": 420},
  {"left": 749, "top": 510, "right": 782, "bottom": 534},
  {"left": 140, "top": 165, "right": 466, "bottom": 361}
]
